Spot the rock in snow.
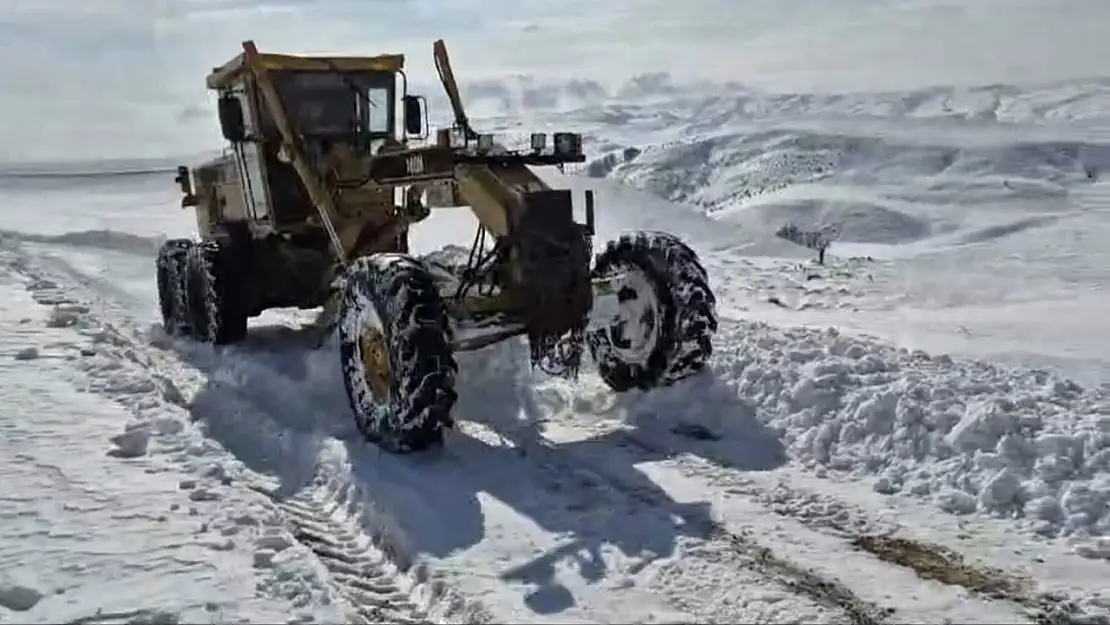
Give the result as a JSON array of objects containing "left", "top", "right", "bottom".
[{"left": 0, "top": 581, "right": 44, "bottom": 612}]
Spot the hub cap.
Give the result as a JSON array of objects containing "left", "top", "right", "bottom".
[
  {"left": 359, "top": 326, "right": 392, "bottom": 402},
  {"left": 607, "top": 269, "right": 661, "bottom": 366}
]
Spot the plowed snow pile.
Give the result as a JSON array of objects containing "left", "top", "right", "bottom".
[{"left": 708, "top": 323, "right": 1110, "bottom": 544}]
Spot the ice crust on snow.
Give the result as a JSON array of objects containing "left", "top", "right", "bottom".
[{"left": 712, "top": 321, "right": 1110, "bottom": 548}]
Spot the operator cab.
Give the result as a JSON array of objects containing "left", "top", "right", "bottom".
[
  {"left": 277, "top": 71, "right": 394, "bottom": 141},
  {"left": 196, "top": 47, "right": 428, "bottom": 232}
]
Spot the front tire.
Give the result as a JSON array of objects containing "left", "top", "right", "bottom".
[
  {"left": 337, "top": 254, "right": 458, "bottom": 453},
  {"left": 587, "top": 231, "right": 718, "bottom": 391},
  {"left": 156, "top": 239, "right": 194, "bottom": 336},
  {"left": 185, "top": 240, "right": 249, "bottom": 345}
]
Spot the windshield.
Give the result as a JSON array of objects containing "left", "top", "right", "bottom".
[{"left": 272, "top": 70, "right": 394, "bottom": 137}]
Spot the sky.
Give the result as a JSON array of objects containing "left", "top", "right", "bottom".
[{"left": 1, "top": 0, "right": 1108, "bottom": 163}]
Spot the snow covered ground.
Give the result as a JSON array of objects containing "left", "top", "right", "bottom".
[{"left": 4, "top": 1, "right": 1110, "bottom": 623}]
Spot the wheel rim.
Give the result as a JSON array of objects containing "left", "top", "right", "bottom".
[
  {"left": 359, "top": 326, "right": 392, "bottom": 402},
  {"left": 605, "top": 267, "right": 661, "bottom": 366}
]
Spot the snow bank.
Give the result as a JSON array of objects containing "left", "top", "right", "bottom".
[
  {"left": 707, "top": 321, "right": 1110, "bottom": 550},
  {"left": 590, "top": 130, "right": 1105, "bottom": 214}
]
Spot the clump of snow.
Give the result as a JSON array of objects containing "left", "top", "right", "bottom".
[
  {"left": 711, "top": 321, "right": 1110, "bottom": 554},
  {"left": 107, "top": 425, "right": 150, "bottom": 458},
  {"left": 45, "top": 303, "right": 88, "bottom": 328},
  {"left": 120, "top": 609, "right": 181, "bottom": 624},
  {"left": 254, "top": 531, "right": 294, "bottom": 554},
  {"left": 1074, "top": 538, "right": 1110, "bottom": 560}
]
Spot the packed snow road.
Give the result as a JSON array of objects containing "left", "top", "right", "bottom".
[
  {"left": 4, "top": 67, "right": 1110, "bottom": 624},
  {"left": 2, "top": 173, "right": 1109, "bottom": 623}
]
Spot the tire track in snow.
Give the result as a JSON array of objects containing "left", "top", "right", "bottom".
[
  {"left": 209, "top": 348, "right": 849, "bottom": 623},
  {"left": 453, "top": 432, "right": 865, "bottom": 623},
  {"left": 556, "top": 416, "right": 1094, "bottom": 625},
  {"left": 741, "top": 474, "right": 1097, "bottom": 625},
  {"left": 179, "top": 326, "right": 851, "bottom": 622},
  {"left": 283, "top": 418, "right": 857, "bottom": 624},
  {"left": 0, "top": 240, "right": 484, "bottom": 624},
  {"left": 0, "top": 229, "right": 852, "bottom": 621},
  {"left": 0, "top": 236, "right": 1072, "bottom": 623},
  {"left": 167, "top": 341, "right": 492, "bottom": 625},
  {"left": 251, "top": 481, "right": 492, "bottom": 625},
  {"left": 0, "top": 245, "right": 713, "bottom": 622},
  {"left": 2, "top": 247, "right": 933, "bottom": 623},
  {"left": 133, "top": 297, "right": 854, "bottom": 618},
  {"left": 462, "top": 421, "right": 895, "bottom": 624}
]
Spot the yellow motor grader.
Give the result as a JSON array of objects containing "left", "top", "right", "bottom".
[{"left": 159, "top": 39, "right": 718, "bottom": 452}]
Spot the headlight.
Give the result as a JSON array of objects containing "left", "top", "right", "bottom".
[
  {"left": 552, "top": 132, "right": 582, "bottom": 156},
  {"left": 476, "top": 133, "right": 495, "bottom": 152},
  {"left": 530, "top": 133, "right": 547, "bottom": 153}
]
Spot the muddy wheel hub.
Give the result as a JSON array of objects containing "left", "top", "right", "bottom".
[{"left": 359, "top": 327, "right": 392, "bottom": 402}]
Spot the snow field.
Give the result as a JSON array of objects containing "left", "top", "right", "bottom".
[
  {"left": 3, "top": 64, "right": 1110, "bottom": 622},
  {"left": 6, "top": 181, "right": 1110, "bottom": 622},
  {"left": 0, "top": 268, "right": 343, "bottom": 624},
  {"left": 1, "top": 249, "right": 832, "bottom": 623},
  {"left": 0, "top": 252, "right": 359, "bottom": 624},
  {"left": 0, "top": 239, "right": 1060, "bottom": 622}
]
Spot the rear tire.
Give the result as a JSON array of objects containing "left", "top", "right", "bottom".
[
  {"left": 156, "top": 239, "right": 194, "bottom": 336},
  {"left": 587, "top": 231, "right": 717, "bottom": 391},
  {"left": 337, "top": 254, "right": 458, "bottom": 453},
  {"left": 185, "top": 240, "right": 248, "bottom": 345}
]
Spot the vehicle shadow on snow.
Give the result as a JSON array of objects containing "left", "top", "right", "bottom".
[
  {"left": 602, "top": 369, "right": 791, "bottom": 474},
  {"left": 168, "top": 324, "right": 345, "bottom": 497},
  {"left": 445, "top": 339, "right": 789, "bottom": 614},
  {"left": 169, "top": 323, "right": 788, "bottom": 617}
]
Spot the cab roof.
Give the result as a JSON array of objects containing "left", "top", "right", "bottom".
[{"left": 206, "top": 49, "right": 405, "bottom": 90}]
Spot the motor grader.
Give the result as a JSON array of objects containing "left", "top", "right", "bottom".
[{"left": 159, "top": 39, "right": 718, "bottom": 453}]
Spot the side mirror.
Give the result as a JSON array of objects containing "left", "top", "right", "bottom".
[
  {"left": 174, "top": 165, "right": 191, "bottom": 193},
  {"left": 217, "top": 94, "right": 246, "bottom": 143},
  {"left": 174, "top": 165, "right": 198, "bottom": 207},
  {"left": 403, "top": 95, "right": 426, "bottom": 137}
]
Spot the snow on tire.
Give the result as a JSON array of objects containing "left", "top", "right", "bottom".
[
  {"left": 184, "top": 240, "right": 248, "bottom": 345},
  {"left": 156, "top": 238, "right": 194, "bottom": 337},
  {"left": 587, "top": 231, "right": 718, "bottom": 391},
  {"left": 337, "top": 253, "right": 458, "bottom": 453}
]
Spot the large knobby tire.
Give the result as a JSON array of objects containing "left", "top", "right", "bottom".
[
  {"left": 156, "top": 238, "right": 194, "bottom": 336},
  {"left": 185, "top": 240, "right": 248, "bottom": 345},
  {"left": 587, "top": 231, "right": 718, "bottom": 391},
  {"left": 337, "top": 254, "right": 458, "bottom": 453}
]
